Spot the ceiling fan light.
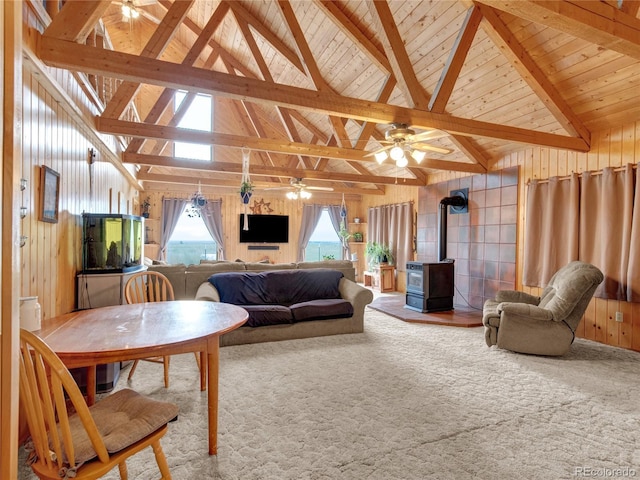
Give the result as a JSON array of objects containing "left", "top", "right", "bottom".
[
  {"left": 121, "top": 4, "right": 132, "bottom": 17},
  {"left": 300, "top": 190, "right": 312, "bottom": 199},
  {"left": 286, "top": 191, "right": 298, "bottom": 200},
  {"left": 374, "top": 151, "right": 388, "bottom": 164},
  {"left": 396, "top": 156, "right": 409, "bottom": 168},
  {"left": 130, "top": 7, "right": 140, "bottom": 18},
  {"left": 390, "top": 145, "right": 405, "bottom": 161},
  {"left": 411, "top": 150, "right": 427, "bottom": 163}
]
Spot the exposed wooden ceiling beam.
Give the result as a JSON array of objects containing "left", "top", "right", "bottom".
[
  {"left": 477, "top": 2, "right": 591, "bottom": 142},
  {"left": 102, "top": 0, "right": 194, "bottom": 120},
  {"left": 96, "top": 117, "right": 369, "bottom": 161},
  {"left": 367, "top": 0, "right": 430, "bottom": 110},
  {"left": 474, "top": 0, "right": 640, "bottom": 60},
  {"left": 430, "top": 5, "right": 483, "bottom": 113},
  {"left": 314, "top": 0, "right": 392, "bottom": 74},
  {"left": 43, "top": 0, "right": 111, "bottom": 42},
  {"left": 38, "top": 35, "right": 590, "bottom": 152},
  {"left": 232, "top": 11, "right": 312, "bottom": 169},
  {"left": 125, "top": 4, "right": 228, "bottom": 154},
  {"left": 136, "top": 171, "right": 386, "bottom": 195},
  {"left": 123, "top": 152, "right": 422, "bottom": 186},
  {"left": 100, "top": 117, "right": 486, "bottom": 174},
  {"left": 224, "top": 0, "right": 305, "bottom": 73},
  {"left": 277, "top": 0, "right": 354, "bottom": 150}
]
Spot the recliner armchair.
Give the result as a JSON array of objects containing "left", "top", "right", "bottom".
[{"left": 483, "top": 261, "right": 604, "bottom": 356}]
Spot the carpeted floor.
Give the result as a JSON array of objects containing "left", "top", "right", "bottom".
[{"left": 19, "top": 307, "right": 640, "bottom": 479}]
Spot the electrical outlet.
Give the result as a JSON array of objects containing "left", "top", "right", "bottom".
[{"left": 615, "top": 311, "right": 624, "bottom": 323}]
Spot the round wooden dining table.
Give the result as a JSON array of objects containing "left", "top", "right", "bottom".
[{"left": 35, "top": 300, "right": 248, "bottom": 455}]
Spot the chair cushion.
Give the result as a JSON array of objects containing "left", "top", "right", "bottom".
[
  {"left": 61, "top": 388, "right": 178, "bottom": 465},
  {"left": 290, "top": 299, "right": 354, "bottom": 322}
]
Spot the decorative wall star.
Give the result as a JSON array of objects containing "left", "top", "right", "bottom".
[{"left": 250, "top": 198, "right": 274, "bottom": 214}]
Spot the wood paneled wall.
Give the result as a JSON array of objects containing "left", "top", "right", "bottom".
[
  {"left": 430, "top": 121, "right": 640, "bottom": 352},
  {"left": 143, "top": 189, "right": 364, "bottom": 265},
  {"left": 20, "top": 70, "right": 137, "bottom": 322}
]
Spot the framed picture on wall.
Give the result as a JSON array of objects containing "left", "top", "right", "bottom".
[{"left": 39, "top": 165, "right": 60, "bottom": 223}]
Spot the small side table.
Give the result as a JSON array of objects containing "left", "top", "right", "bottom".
[
  {"left": 363, "top": 270, "right": 374, "bottom": 287},
  {"left": 377, "top": 265, "right": 396, "bottom": 292},
  {"left": 363, "top": 266, "right": 395, "bottom": 292}
]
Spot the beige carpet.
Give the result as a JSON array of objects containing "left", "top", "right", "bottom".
[{"left": 19, "top": 307, "right": 640, "bottom": 479}]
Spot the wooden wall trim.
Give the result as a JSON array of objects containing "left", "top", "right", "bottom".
[{"left": 1, "top": 2, "right": 22, "bottom": 478}]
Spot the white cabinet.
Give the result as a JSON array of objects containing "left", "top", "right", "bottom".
[{"left": 77, "top": 269, "right": 146, "bottom": 310}]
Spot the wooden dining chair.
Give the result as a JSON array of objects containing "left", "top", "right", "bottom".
[
  {"left": 19, "top": 328, "right": 178, "bottom": 480},
  {"left": 124, "top": 271, "right": 200, "bottom": 388}
]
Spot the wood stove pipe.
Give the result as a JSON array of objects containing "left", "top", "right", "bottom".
[{"left": 438, "top": 194, "right": 468, "bottom": 261}]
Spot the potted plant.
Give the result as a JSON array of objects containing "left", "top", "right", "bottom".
[
  {"left": 366, "top": 241, "right": 394, "bottom": 267},
  {"left": 240, "top": 181, "right": 253, "bottom": 204},
  {"left": 141, "top": 197, "right": 151, "bottom": 218},
  {"left": 352, "top": 232, "right": 363, "bottom": 242},
  {"left": 322, "top": 254, "right": 335, "bottom": 260},
  {"left": 338, "top": 220, "right": 351, "bottom": 244}
]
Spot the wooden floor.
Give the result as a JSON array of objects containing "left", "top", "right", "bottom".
[{"left": 368, "top": 292, "right": 483, "bottom": 328}]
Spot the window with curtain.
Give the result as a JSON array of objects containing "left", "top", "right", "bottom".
[
  {"left": 304, "top": 209, "right": 341, "bottom": 261},
  {"left": 166, "top": 212, "right": 217, "bottom": 265},
  {"left": 524, "top": 164, "right": 640, "bottom": 301},
  {"left": 160, "top": 198, "right": 225, "bottom": 263},
  {"left": 297, "top": 204, "right": 346, "bottom": 261},
  {"left": 367, "top": 202, "right": 413, "bottom": 271}
]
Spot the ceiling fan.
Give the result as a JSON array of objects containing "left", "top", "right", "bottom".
[
  {"left": 115, "top": 0, "right": 157, "bottom": 22},
  {"left": 367, "top": 123, "right": 452, "bottom": 167},
  {"left": 266, "top": 178, "right": 334, "bottom": 200}
]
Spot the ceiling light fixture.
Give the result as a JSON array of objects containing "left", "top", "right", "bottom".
[
  {"left": 368, "top": 124, "right": 452, "bottom": 168},
  {"left": 410, "top": 150, "right": 427, "bottom": 163},
  {"left": 374, "top": 151, "right": 387, "bottom": 164},
  {"left": 396, "top": 155, "right": 409, "bottom": 168},
  {"left": 389, "top": 145, "right": 405, "bottom": 161},
  {"left": 122, "top": 0, "right": 140, "bottom": 19}
]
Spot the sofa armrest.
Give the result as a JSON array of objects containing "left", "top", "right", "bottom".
[
  {"left": 195, "top": 282, "right": 221, "bottom": 302},
  {"left": 497, "top": 302, "right": 554, "bottom": 321},
  {"left": 339, "top": 278, "right": 373, "bottom": 312},
  {"left": 495, "top": 290, "right": 540, "bottom": 305}
]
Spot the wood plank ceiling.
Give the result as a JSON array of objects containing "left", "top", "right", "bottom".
[{"left": 35, "top": 0, "right": 640, "bottom": 196}]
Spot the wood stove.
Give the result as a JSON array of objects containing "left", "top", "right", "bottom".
[
  {"left": 405, "top": 190, "right": 466, "bottom": 313},
  {"left": 405, "top": 261, "right": 455, "bottom": 312}
]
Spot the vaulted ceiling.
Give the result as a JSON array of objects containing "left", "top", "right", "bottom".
[{"left": 33, "top": 0, "right": 640, "bottom": 197}]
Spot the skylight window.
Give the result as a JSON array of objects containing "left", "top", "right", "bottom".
[{"left": 174, "top": 90, "right": 213, "bottom": 161}]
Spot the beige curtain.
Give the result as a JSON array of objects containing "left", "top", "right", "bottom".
[
  {"left": 523, "top": 174, "right": 579, "bottom": 286},
  {"left": 580, "top": 166, "right": 634, "bottom": 299},
  {"left": 367, "top": 202, "right": 413, "bottom": 271},
  {"left": 627, "top": 163, "right": 640, "bottom": 302}
]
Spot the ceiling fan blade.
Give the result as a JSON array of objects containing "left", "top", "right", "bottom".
[
  {"left": 409, "top": 130, "right": 447, "bottom": 142},
  {"left": 407, "top": 130, "right": 442, "bottom": 142},
  {"left": 364, "top": 144, "right": 393, "bottom": 158},
  {"left": 136, "top": 0, "right": 157, "bottom": 5},
  {"left": 306, "top": 186, "right": 334, "bottom": 191},
  {"left": 411, "top": 143, "right": 453, "bottom": 155}
]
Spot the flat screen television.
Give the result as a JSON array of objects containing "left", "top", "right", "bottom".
[{"left": 239, "top": 214, "right": 289, "bottom": 243}]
